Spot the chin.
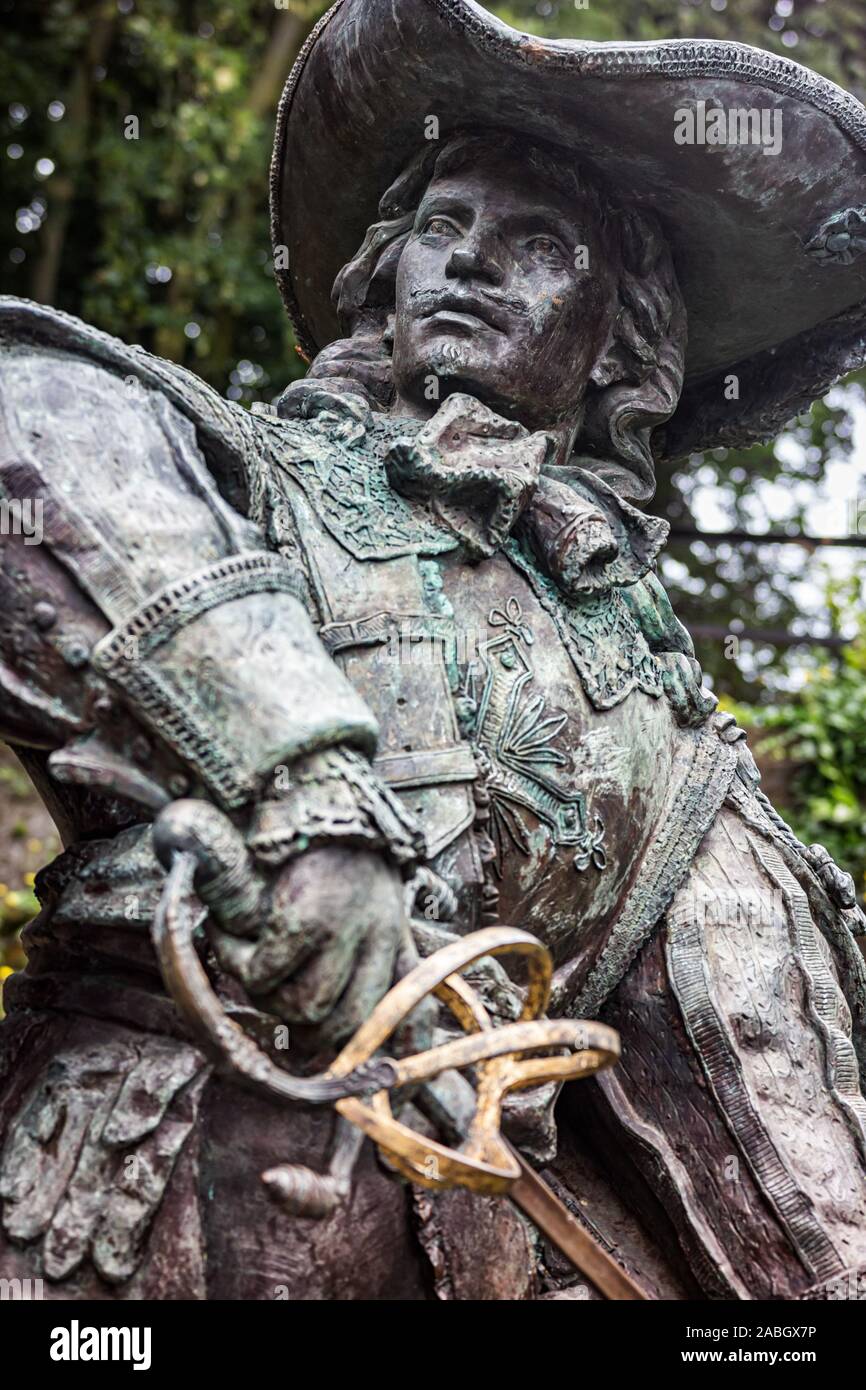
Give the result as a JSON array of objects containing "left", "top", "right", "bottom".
[
  {"left": 413, "top": 344, "right": 503, "bottom": 396},
  {"left": 396, "top": 343, "right": 539, "bottom": 424}
]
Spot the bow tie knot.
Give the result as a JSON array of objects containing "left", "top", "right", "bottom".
[
  {"left": 384, "top": 395, "right": 667, "bottom": 594},
  {"left": 385, "top": 395, "right": 551, "bottom": 560}
]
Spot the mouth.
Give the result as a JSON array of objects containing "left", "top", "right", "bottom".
[{"left": 417, "top": 292, "right": 508, "bottom": 334}]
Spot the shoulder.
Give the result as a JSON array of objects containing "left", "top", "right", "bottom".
[{"left": 0, "top": 296, "right": 257, "bottom": 515}]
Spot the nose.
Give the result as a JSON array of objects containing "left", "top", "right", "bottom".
[{"left": 446, "top": 229, "right": 505, "bottom": 287}]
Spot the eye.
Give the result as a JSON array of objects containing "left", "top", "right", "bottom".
[
  {"left": 422, "top": 216, "right": 459, "bottom": 238},
  {"left": 527, "top": 234, "right": 565, "bottom": 259}
]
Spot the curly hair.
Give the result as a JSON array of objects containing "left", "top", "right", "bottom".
[{"left": 301, "top": 131, "right": 686, "bottom": 501}]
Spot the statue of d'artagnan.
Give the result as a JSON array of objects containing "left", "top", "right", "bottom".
[{"left": 2, "top": 0, "right": 866, "bottom": 1302}]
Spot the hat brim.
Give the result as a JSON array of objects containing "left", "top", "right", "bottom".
[{"left": 271, "top": 0, "right": 866, "bottom": 462}]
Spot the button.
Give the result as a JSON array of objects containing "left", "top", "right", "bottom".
[
  {"left": 63, "top": 640, "right": 90, "bottom": 669},
  {"left": 33, "top": 601, "right": 57, "bottom": 630}
]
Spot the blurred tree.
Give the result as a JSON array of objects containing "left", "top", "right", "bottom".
[
  {"left": 731, "top": 577, "right": 866, "bottom": 898},
  {"left": 1, "top": 0, "right": 864, "bottom": 704},
  {"left": 0, "top": 0, "right": 321, "bottom": 400}
]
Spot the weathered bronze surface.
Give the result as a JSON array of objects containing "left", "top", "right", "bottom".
[{"left": 2, "top": 0, "right": 866, "bottom": 1300}]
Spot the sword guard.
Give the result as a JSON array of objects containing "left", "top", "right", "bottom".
[
  {"left": 151, "top": 858, "right": 619, "bottom": 1206},
  {"left": 328, "top": 926, "right": 619, "bottom": 1195}
]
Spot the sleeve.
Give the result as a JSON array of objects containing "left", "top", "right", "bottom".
[{"left": 0, "top": 313, "right": 420, "bottom": 865}]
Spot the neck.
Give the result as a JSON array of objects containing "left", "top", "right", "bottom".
[{"left": 389, "top": 391, "right": 433, "bottom": 422}]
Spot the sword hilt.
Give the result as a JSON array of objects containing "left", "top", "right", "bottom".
[{"left": 152, "top": 853, "right": 619, "bottom": 1196}]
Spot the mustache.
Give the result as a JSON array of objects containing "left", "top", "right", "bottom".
[{"left": 410, "top": 287, "right": 529, "bottom": 330}]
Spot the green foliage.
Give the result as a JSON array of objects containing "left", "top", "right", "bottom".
[
  {"left": 656, "top": 377, "right": 866, "bottom": 703},
  {"left": 732, "top": 579, "right": 866, "bottom": 896},
  {"left": 0, "top": 0, "right": 326, "bottom": 399},
  {"left": 0, "top": 756, "right": 41, "bottom": 1016}
]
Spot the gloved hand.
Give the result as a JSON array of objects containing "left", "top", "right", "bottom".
[{"left": 153, "top": 798, "right": 426, "bottom": 1054}]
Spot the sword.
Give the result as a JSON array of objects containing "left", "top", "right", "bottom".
[{"left": 154, "top": 850, "right": 649, "bottom": 1300}]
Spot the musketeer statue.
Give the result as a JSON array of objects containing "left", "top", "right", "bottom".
[{"left": 2, "top": 0, "right": 866, "bottom": 1301}]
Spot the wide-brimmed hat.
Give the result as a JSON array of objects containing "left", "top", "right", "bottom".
[{"left": 270, "top": 0, "right": 866, "bottom": 463}]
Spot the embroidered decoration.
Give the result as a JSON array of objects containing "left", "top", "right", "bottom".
[
  {"left": 505, "top": 540, "right": 664, "bottom": 710},
  {"left": 467, "top": 596, "right": 606, "bottom": 876},
  {"left": 267, "top": 414, "right": 460, "bottom": 561},
  {"left": 569, "top": 728, "right": 738, "bottom": 1019}
]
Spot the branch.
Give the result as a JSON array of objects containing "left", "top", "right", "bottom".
[
  {"left": 31, "top": 6, "right": 117, "bottom": 305},
  {"left": 689, "top": 624, "right": 850, "bottom": 650},
  {"left": 669, "top": 527, "right": 866, "bottom": 550}
]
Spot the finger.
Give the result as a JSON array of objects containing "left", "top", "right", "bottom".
[
  {"left": 292, "top": 910, "right": 400, "bottom": 1051},
  {"left": 243, "top": 847, "right": 376, "bottom": 998},
  {"left": 260, "top": 851, "right": 400, "bottom": 1024}
]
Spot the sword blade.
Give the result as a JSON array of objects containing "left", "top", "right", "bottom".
[{"left": 508, "top": 1148, "right": 648, "bottom": 1301}]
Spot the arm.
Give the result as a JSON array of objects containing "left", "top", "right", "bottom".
[{"left": 0, "top": 317, "right": 421, "bottom": 1048}]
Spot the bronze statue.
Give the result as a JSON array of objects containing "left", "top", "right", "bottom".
[{"left": 2, "top": 0, "right": 866, "bottom": 1301}]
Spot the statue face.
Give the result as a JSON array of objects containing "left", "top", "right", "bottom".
[{"left": 391, "top": 150, "right": 616, "bottom": 432}]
